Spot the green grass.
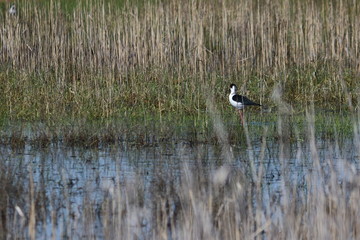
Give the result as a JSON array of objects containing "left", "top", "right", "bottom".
[
  {"left": 0, "top": 0, "right": 359, "bottom": 148},
  {"left": 0, "top": 1, "right": 359, "bottom": 237},
  {"left": 0, "top": 0, "right": 359, "bottom": 123},
  {"left": 0, "top": 109, "right": 354, "bottom": 149},
  {"left": 0, "top": 66, "right": 358, "bottom": 122}
]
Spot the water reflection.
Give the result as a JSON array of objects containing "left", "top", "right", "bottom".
[{"left": 0, "top": 135, "right": 358, "bottom": 238}]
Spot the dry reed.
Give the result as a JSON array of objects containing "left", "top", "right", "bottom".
[
  {"left": 0, "top": 0, "right": 359, "bottom": 120},
  {"left": 1, "top": 1, "right": 360, "bottom": 238}
]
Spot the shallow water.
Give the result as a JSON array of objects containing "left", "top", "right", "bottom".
[
  {"left": 0, "top": 131, "right": 360, "bottom": 238},
  {"left": 1, "top": 128, "right": 359, "bottom": 238}
]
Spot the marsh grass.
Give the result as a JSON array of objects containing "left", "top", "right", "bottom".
[
  {"left": 0, "top": 110, "right": 354, "bottom": 149},
  {"left": 0, "top": 0, "right": 359, "bottom": 122},
  {"left": 1, "top": 1, "right": 360, "bottom": 238}
]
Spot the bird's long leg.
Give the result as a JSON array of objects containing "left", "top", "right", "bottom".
[{"left": 238, "top": 109, "right": 244, "bottom": 125}]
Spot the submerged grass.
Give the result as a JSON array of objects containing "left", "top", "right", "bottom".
[
  {"left": 0, "top": 110, "right": 354, "bottom": 149},
  {"left": 1, "top": 1, "right": 360, "bottom": 238},
  {"left": 0, "top": 0, "right": 360, "bottom": 239}
]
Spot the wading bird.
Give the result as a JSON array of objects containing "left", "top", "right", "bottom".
[
  {"left": 229, "top": 84, "right": 261, "bottom": 125},
  {"left": 9, "top": 4, "right": 16, "bottom": 16}
]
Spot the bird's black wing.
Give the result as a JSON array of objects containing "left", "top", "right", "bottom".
[{"left": 232, "top": 95, "right": 261, "bottom": 106}]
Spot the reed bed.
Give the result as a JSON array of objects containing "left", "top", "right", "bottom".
[
  {"left": 2, "top": 1, "right": 360, "bottom": 238},
  {"left": 0, "top": 0, "right": 359, "bottom": 121}
]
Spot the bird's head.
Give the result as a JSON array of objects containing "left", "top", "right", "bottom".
[
  {"left": 9, "top": 4, "right": 16, "bottom": 15},
  {"left": 230, "top": 84, "right": 237, "bottom": 93}
]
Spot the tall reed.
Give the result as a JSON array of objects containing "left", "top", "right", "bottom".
[{"left": 0, "top": 0, "right": 359, "bottom": 120}]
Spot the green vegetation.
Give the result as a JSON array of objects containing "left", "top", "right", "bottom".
[
  {"left": 0, "top": 0, "right": 359, "bottom": 123},
  {"left": 1, "top": 1, "right": 360, "bottom": 238},
  {"left": 0, "top": 110, "right": 354, "bottom": 149}
]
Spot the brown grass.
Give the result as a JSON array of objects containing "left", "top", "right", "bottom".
[
  {"left": 0, "top": 0, "right": 359, "bottom": 120},
  {"left": 1, "top": 1, "right": 360, "bottom": 238}
]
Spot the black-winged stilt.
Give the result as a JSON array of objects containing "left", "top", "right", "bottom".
[
  {"left": 229, "top": 84, "right": 261, "bottom": 125},
  {"left": 9, "top": 4, "right": 16, "bottom": 16}
]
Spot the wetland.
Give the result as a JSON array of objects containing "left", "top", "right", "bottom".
[{"left": 1, "top": 0, "right": 360, "bottom": 239}]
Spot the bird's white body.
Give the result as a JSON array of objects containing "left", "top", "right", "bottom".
[
  {"left": 229, "top": 85, "right": 244, "bottom": 110},
  {"left": 9, "top": 5, "right": 16, "bottom": 16},
  {"left": 229, "top": 83, "right": 261, "bottom": 125}
]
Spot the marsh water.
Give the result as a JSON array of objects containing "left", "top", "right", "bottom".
[{"left": 1, "top": 116, "right": 359, "bottom": 239}]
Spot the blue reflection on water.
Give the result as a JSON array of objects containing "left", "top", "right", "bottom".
[{"left": 0, "top": 135, "right": 358, "bottom": 238}]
